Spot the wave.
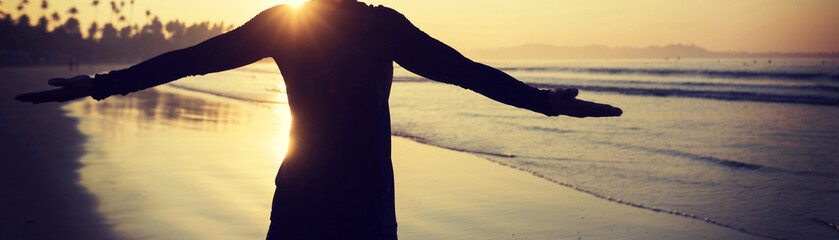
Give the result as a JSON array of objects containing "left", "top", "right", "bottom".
[
  {"left": 396, "top": 129, "right": 760, "bottom": 172},
  {"left": 575, "top": 78, "right": 839, "bottom": 93},
  {"left": 391, "top": 131, "right": 572, "bottom": 161},
  {"left": 610, "top": 143, "right": 765, "bottom": 170},
  {"left": 604, "top": 142, "right": 837, "bottom": 177},
  {"left": 396, "top": 127, "right": 834, "bottom": 178},
  {"left": 497, "top": 66, "right": 839, "bottom": 81},
  {"left": 390, "top": 131, "right": 784, "bottom": 240},
  {"left": 393, "top": 76, "right": 839, "bottom": 106},
  {"left": 398, "top": 74, "right": 839, "bottom": 93},
  {"left": 530, "top": 83, "right": 839, "bottom": 106}
]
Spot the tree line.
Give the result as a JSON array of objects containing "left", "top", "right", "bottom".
[{"left": 0, "top": 0, "right": 234, "bottom": 66}]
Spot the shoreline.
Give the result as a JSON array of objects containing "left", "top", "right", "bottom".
[
  {"left": 395, "top": 134, "right": 778, "bottom": 239},
  {"left": 391, "top": 136, "right": 766, "bottom": 240},
  {"left": 2, "top": 64, "right": 769, "bottom": 239},
  {"left": 0, "top": 65, "right": 127, "bottom": 240}
]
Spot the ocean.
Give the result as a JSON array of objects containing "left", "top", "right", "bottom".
[{"left": 113, "top": 58, "right": 838, "bottom": 239}]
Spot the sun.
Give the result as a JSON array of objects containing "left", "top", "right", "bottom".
[{"left": 283, "top": 0, "right": 308, "bottom": 8}]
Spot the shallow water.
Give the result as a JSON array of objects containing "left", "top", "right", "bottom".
[
  {"left": 73, "top": 58, "right": 839, "bottom": 239},
  {"left": 388, "top": 58, "right": 839, "bottom": 240},
  {"left": 66, "top": 87, "right": 291, "bottom": 239}
]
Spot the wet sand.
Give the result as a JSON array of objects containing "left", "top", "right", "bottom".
[
  {"left": 0, "top": 65, "right": 127, "bottom": 240},
  {"left": 392, "top": 136, "right": 765, "bottom": 239},
  {"left": 2, "top": 65, "right": 767, "bottom": 239}
]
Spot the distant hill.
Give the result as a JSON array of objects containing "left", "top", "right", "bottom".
[{"left": 464, "top": 44, "right": 839, "bottom": 60}]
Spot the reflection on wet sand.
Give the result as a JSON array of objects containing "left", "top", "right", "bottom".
[
  {"left": 78, "top": 87, "right": 253, "bottom": 131},
  {"left": 65, "top": 86, "right": 291, "bottom": 239}
]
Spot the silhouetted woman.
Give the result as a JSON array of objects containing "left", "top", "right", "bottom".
[{"left": 17, "top": 1, "right": 622, "bottom": 239}]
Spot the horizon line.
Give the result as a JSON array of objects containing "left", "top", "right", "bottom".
[{"left": 472, "top": 43, "right": 839, "bottom": 55}]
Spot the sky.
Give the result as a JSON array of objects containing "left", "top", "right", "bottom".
[{"left": 3, "top": 0, "right": 838, "bottom": 53}]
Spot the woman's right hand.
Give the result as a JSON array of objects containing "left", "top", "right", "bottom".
[
  {"left": 15, "top": 75, "right": 93, "bottom": 104},
  {"left": 549, "top": 88, "right": 622, "bottom": 118}
]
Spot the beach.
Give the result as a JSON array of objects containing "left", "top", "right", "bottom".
[
  {"left": 0, "top": 65, "right": 125, "bottom": 240},
  {"left": 391, "top": 136, "right": 764, "bottom": 240},
  {"left": 0, "top": 65, "right": 773, "bottom": 239}
]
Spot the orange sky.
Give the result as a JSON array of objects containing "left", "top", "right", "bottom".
[{"left": 3, "top": 0, "right": 838, "bottom": 52}]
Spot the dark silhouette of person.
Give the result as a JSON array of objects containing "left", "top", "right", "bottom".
[{"left": 16, "top": 0, "right": 622, "bottom": 239}]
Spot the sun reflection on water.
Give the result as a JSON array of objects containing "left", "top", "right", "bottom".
[{"left": 64, "top": 85, "right": 292, "bottom": 239}]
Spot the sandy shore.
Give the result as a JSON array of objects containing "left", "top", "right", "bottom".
[
  {"left": 0, "top": 65, "right": 127, "bottom": 240},
  {"left": 2, "top": 65, "right": 766, "bottom": 239},
  {"left": 392, "top": 136, "right": 764, "bottom": 239}
]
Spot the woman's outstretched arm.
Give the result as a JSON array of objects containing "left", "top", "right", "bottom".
[
  {"left": 16, "top": 5, "right": 289, "bottom": 104},
  {"left": 388, "top": 9, "right": 621, "bottom": 118}
]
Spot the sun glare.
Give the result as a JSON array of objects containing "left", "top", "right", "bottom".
[{"left": 284, "top": 0, "right": 308, "bottom": 8}]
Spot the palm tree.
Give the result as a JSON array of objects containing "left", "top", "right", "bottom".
[
  {"left": 91, "top": 0, "right": 99, "bottom": 24},
  {"left": 67, "top": 6, "right": 78, "bottom": 32},
  {"left": 35, "top": 15, "right": 46, "bottom": 31},
  {"left": 118, "top": 0, "right": 125, "bottom": 28},
  {"left": 17, "top": 0, "right": 29, "bottom": 12},
  {"left": 67, "top": 6, "right": 79, "bottom": 25},
  {"left": 66, "top": 6, "right": 78, "bottom": 34},
  {"left": 48, "top": 10, "right": 57, "bottom": 31},
  {"left": 87, "top": 21, "right": 98, "bottom": 40},
  {"left": 61, "top": 14, "right": 81, "bottom": 36},
  {"left": 16, "top": 0, "right": 29, "bottom": 28},
  {"left": 36, "top": 0, "right": 46, "bottom": 30},
  {"left": 16, "top": 14, "right": 29, "bottom": 27},
  {"left": 39, "top": 0, "right": 46, "bottom": 15},
  {"left": 108, "top": 1, "right": 115, "bottom": 22},
  {"left": 129, "top": 0, "right": 134, "bottom": 27}
]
